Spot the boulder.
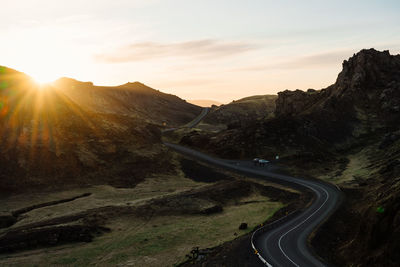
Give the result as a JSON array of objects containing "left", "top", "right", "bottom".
[{"left": 239, "top": 223, "right": 248, "bottom": 230}]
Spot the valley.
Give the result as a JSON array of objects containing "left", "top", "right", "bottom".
[{"left": 1, "top": 48, "right": 400, "bottom": 266}]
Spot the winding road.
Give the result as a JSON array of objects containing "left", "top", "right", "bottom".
[
  {"left": 164, "top": 108, "right": 342, "bottom": 267},
  {"left": 162, "top": 107, "right": 209, "bottom": 133}
]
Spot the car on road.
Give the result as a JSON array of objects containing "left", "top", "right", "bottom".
[
  {"left": 258, "top": 159, "right": 269, "bottom": 166},
  {"left": 253, "top": 158, "right": 269, "bottom": 166}
]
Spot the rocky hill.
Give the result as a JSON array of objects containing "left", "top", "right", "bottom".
[
  {"left": 54, "top": 78, "right": 201, "bottom": 127},
  {"left": 183, "top": 49, "right": 400, "bottom": 158},
  {"left": 275, "top": 49, "right": 400, "bottom": 142}
]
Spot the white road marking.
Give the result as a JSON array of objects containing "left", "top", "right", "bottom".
[
  {"left": 251, "top": 211, "right": 298, "bottom": 266},
  {"left": 277, "top": 182, "right": 329, "bottom": 267}
]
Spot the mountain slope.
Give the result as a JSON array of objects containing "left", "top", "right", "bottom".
[
  {"left": 0, "top": 67, "right": 178, "bottom": 193},
  {"left": 54, "top": 78, "right": 202, "bottom": 127}
]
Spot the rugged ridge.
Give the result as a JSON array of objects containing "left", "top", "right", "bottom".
[
  {"left": 182, "top": 49, "right": 400, "bottom": 159},
  {"left": 276, "top": 49, "right": 400, "bottom": 125}
]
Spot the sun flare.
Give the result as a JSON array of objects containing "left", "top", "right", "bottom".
[
  {"left": 32, "top": 74, "right": 56, "bottom": 85},
  {"left": 29, "top": 70, "right": 59, "bottom": 89}
]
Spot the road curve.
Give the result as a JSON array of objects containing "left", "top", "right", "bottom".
[
  {"left": 164, "top": 142, "right": 341, "bottom": 267},
  {"left": 184, "top": 107, "right": 209, "bottom": 128},
  {"left": 163, "top": 108, "right": 342, "bottom": 267},
  {"left": 162, "top": 108, "right": 209, "bottom": 133}
]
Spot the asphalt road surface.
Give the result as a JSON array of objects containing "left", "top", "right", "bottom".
[
  {"left": 162, "top": 108, "right": 209, "bottom": 132},
  {"left": 163, "top": 108, "right": 342, "bottom": 267}
]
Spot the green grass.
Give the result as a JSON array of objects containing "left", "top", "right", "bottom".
[
  {"left": 43, "top": 195, "right": 282, "bottom": 266},
  {"left": 0, "top": 169, "right": 284, "bottom": 267},
  {"left": 53, "top": 257, "right": 78, "bottom": 265}
]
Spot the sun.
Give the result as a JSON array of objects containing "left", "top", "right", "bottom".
[
  {"left": 29, "top": 70, "right": 59, "bottom": 89},
  {"left": 32, "top": 74, "right": 56, "bottom": 85},
  {"left": 30, "top": 78, "right": 50, "bottom": 90}
]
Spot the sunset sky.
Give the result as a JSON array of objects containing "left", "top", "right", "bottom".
[{"left": 1, "top": 0, "right": 400, "bottom": 102}]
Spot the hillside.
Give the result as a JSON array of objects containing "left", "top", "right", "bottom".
[
  {"left": 202, "top": 94, "right": 277, "bottom": 130},
  {"left": 54, "top": 78, "right": 202, "bottom": 127},
  {"left": 179, "top": 49, "right": 400, "bottom": 266},
  {"left": 206, "top": 95, "right": 276, "bottom": 124},
  {"left": 0, "top": 67, "right": 201, "bottom": 193}
]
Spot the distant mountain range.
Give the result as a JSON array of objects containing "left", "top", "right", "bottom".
[{"left": 188, "top": 99, "right": 223, "bottom": 107}]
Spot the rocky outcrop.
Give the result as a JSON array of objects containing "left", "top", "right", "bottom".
[
  {"left": 182, "top": 49, "right": 400, "bottom": 160},
  {"left": 275, "top": 89, "right": 323, "bottom": 117},
  {"left": 271, "top": 49, "right": 400, "bottom": 151},
  {"left": 275, "top": 49, "right": 400, "bottom": 127}
]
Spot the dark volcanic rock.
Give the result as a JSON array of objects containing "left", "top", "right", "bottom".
[
  {"left": 238, "top": 223, "right": 247, "bottom": 230},
  {"left": 275, "top": 89, "right": 323, "bottom": 117}
]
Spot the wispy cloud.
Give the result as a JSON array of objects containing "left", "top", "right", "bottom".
[
  {"left": 94, "top": 39, "right": 256, "bottom": 63},
  {"left": 236, "top": 49, "right": 355, "bottom": 72}
]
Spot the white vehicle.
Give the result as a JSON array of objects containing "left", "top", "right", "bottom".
[
  {"left": 253, "top": 158, "right": 269, "bottom": 166},
  {"left": 258, "top": 159, "right": 269, "bottom": 166}
]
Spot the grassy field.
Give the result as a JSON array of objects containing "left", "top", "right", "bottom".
[
  {"left": 1, "top": 193, "right": 282, "bottom": 266},
  {"left": 0, "top": 157, "right": 285, "bottom": 267},
  {"left": 1, "top": 173, "right": 203, "bottom": 230}
]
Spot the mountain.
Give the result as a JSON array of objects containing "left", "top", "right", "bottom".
[
  {"left": 188, "top": 99, "right": 223, "bottom": 107},
  {"left": 179, "top": 49, "right": 400, "bottom": 266},
  {"left": 183, "top": 49, "right": 400, "bottom": 158},
  {"left": 54, "top": 78, "right": 201, "bottom": 127},
  {"left": 0, "top": 67, "right": 199, "bottom": 193}
]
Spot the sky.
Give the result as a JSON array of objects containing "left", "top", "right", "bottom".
[{"left": 1, "top": 0, "right": 400, "bottom": 103}]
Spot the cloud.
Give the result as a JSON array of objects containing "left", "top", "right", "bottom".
[
  {"left": 287, "top": 50, "right": 355, "bottom": 68},
  {"left": 155, "top": 78, "right": 220, "bottom": 88},
  {"left": 94, "top": 39, "right": 256, "bottom": 63},
  {"left": 236, "top": 49, "right": 355, "bottom": 72}
]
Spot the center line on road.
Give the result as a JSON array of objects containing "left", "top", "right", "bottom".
[{"left": 277, "top": 183, "right": 329, "bottom": 267}]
